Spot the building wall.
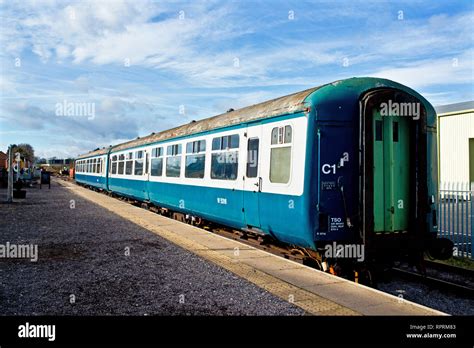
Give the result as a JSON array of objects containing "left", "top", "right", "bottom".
[
  {"left": 438, "top": 111, "right": 474, "bottom": 184},
  {"left": 0, "top": 152, "right": 7, "bottom": 169}
]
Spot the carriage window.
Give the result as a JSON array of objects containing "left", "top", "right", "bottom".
[
  {"left": 393, "top": 122, "right": 399, "bottom": 142},
  {"left": 270, "top": 125, "right": 292, "bottom": 183},
  {"left": 212, "top": 134, "right": 239, "bottom": 150},
  {"left": 166, "top": 144, "right": 181, "bottom": 156},
  {"left": 151, "top": 147, "right": 163, "bottom": 177},
  {"left": 212, "top": 137, "right": 220, "bottom": 151},
  {"left": 246, "top": 138, "right": 259, "bottom": 178},
  {"left": 125, "top": 152, "right": 133, "bottom": 175},
  {"left": 186, "top": 140, "right": 205, "bottom": 154},
  {"left": 211, "top": 152, "right": 238, "bottom": 180},
  {"left": 285, "top": 125, "right": 292, "bottom": 143},
  {"left": 185, "top": 140, "right": 206, "bottom": 178},
  {"left": 375, "top": 120, "right": 383, "bottom": 141},
  {"left": 134, "top": 150, "right": 144, "bottom": 175},
  {"left": 166, "top": 144, "right": 182, "bottom": 177},
  {"left": 211, "top": 135, "right": 239, "bottom": 180},
  {"left": 118, "top": 154, "right": 125, "bottom": 175},
  {"left": 111, "top": 155, "right": 117, "bottom": 175},
  {"left": 271, "top": 126, "right": 292, "bottom": 145},
  {"left": 271, "top": 128, "right": 278, "bottom": 145}
]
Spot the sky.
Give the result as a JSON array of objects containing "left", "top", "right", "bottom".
[{"left": 0, "top": 0, "right": 473, "bottom": 159}]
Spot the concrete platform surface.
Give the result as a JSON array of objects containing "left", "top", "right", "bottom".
[{"left": 0, "top": 182, "right": 304, "bottom": 316}]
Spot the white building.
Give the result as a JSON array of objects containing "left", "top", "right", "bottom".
[{"left": 436, "top": 101, "right": 474, "bottom": 185}]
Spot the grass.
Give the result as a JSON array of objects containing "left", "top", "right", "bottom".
[{"left": 426, "top": 255, "right": 474, "bottom": 271}]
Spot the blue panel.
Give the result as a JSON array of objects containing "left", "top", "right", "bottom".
[
  {"left": 109, "top": 177, "right": 148, "bottom": 201},
  {"left": 75, "top": 174, "right": 107, "bottom": 189},
  {"left": 243, "top": 190, "right": 260, "bottom": 227},
  {"left": 107, "top": 177, "right": 317, "bottom": 248}
]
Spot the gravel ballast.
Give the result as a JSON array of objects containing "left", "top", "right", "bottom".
[{"left": 0, "top": 182, "right": 305, "bottom": 316}]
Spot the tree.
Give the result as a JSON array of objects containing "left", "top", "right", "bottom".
[
  {"left": 14, "top": 144, "right": 35, "bottom": 163},
  {"left": 7, "top": 144, "right": 35, "bottom": 164}
]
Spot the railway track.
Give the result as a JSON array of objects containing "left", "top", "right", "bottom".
[
  {"left": 391, "top": 267, "right": 474, "bottom": 297},
  {"left": 424, "top": 259, "right": 474, "bottom": 279}
]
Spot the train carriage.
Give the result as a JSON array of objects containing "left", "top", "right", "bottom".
[
  {"left": 75, "top": 77, "right": 452, "bottom": 270},
  {"left": 75, "top": 149, "right": 108, "bottom": 190}
]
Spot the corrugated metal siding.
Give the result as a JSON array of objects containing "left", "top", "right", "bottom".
[{"left": 438, "top": 111, "right": 474, "bottom": 183}]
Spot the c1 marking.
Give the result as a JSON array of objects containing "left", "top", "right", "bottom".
[{"left": 322, "top": 164, "right": 336, "bottom": 174}]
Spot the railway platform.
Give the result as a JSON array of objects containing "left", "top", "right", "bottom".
[{"left": 0, "top": 179, "right": 445, "bottom": 316}]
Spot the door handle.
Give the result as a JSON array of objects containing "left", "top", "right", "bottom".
[
  {"left": 387, "top": 206, "right": 395, "bottom": 214},
  {"left": 253, "top": 177, "right": 262, "bottom": 192}
]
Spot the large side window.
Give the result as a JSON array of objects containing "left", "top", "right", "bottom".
[
  {"left": 151, "top": 147, "right": 163, "bottom": 177},
  {"left": 125, "top": 152, "right": 133, "bottom": 175},
  {"left": 166, "top": 144, "right": 182, "bottom": 177},
  {"left": 134, "top": 150, "right": 144, "bottom": 175},
  {"left": 211, "top": 134, "right": 239, "bottom": 180},
  {"left": 185, "top": 140, "right": 206, "bottom": 178},
  {"left": 270, "top": 125, "right": 292, "bottom": 183}
]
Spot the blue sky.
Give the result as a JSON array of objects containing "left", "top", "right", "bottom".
[{"left": 0, "top": 0, "right": 473, "bottom": 158}]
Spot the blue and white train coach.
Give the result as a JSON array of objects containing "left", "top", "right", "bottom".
[{"left": 75, "top": 77, "right": 453, "bottom": 272}]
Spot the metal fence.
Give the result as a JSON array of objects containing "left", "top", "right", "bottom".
[{"left": 438, "top": 182, "right": 473, "bottom": 259}]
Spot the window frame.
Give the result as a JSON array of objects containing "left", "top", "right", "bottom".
[
  {"left": 185, "top": 140, "right": 206, "bottom": 179},
  {"left": 210, "top": 134, "right": 239, "bottom": 181},
  {"left": 150, "top": 147, "right": 163, "bottom": 177},
  {"left": 269, "top": 125, "right": 293, "bottom": 184},
  {"left": 165, "top": 143, "right": 182, "bottom": 178}
]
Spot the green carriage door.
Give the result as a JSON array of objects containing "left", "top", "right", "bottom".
[{"left": 373, "top": 110, "right": 410, "bottom": 233}]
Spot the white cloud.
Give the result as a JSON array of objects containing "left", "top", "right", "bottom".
[{"left": 370, "top": 50, "right": 474, "bottom": 88}]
